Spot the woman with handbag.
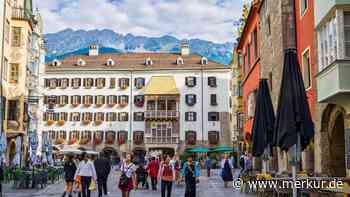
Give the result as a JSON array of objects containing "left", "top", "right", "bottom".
[
  {"left": 119, "top": 153, "right": 136, "bottom": 197},
  {"left": 74, "top": 152, "right": 97, "bottom": 197},
  {"left": 220, "top": 154, "right": 233, "bottom": 188},
  {"left": 181, "top": 155, "right": 200, "bottom": 197}
]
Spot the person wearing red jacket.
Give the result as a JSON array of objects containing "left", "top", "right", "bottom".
[{"left": 147, "top": 157, "right": 159, "bottom": 190}]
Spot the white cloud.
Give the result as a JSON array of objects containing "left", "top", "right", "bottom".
[{"left": 33, "top": 0, "right": 243, "bottom": 43}]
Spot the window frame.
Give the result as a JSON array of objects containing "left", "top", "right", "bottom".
[
  {"left": 300, "top": 0, "right": 308, "bottom": 17},
  {"left": 301, "top": 48, "right": 312, "bottom": 90},
  {"left": 11, "top": 26, "right": 22, "bottom": 47},
  {"left": 9, "top": 63, "right": 19, "bottom": 84}
]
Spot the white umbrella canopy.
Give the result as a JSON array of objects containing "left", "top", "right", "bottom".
[{"left": 0, "top": 132, "right": 7, "bottom": 164}]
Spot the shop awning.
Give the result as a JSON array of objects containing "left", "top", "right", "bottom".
[{"left": 144, "top": 76, "right": 179, "bottom": 95}]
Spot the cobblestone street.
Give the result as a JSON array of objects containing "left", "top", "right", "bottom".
[{"left": 2, "top": 170, "right": 254, "bottom": 197}]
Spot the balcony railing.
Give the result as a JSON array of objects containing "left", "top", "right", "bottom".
[
  {"left": 145, "top": 137, "right": 179, "bottom": 144},
  {"left": 145, "top": 110, "right": 179, "bottom": 120}
]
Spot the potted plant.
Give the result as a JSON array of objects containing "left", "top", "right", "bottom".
[
  {"left": 94, "top": 138, "right": 102, "bottom": 145},
  {"left": 84, "top": 103, "right": 91, "bottom": 107},
  {"left": 68, "top": 138, "right": 76, "bottom": 145},
  {"left": 47, "top": 120, "right": 55, "bottom": 126},
  {"left": 95, "top": 103, "right": 104, "bottom": 107},
  {"left": 72, "top": 103, "right": 80, "bottom": 107},
  {"left": 95, "top": 120, "right": 102, "bottom": 126},
  {"left": 55, "top": 138, "right": 64, "bottom": 145},
  {"left": 57, "top": 120, "right": 65, "bottom": 126},
  {"left": 82, "top": 120, "right": 91, "bottom": 125}
]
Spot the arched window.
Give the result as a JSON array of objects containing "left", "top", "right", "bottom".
[
  {"left": 176, "top": 57, "right": 184, "bottom": 65},
  {"left": 76, "top": 58, "right": 86, "bottom": 66},
  {"left": 208, "top": 131, "right": 219, "bottom": 145},
  {"left": 145, "top": 57, "right": 153, "bottom": 65},
  {"left": 133, "top": 131, "right": 144, "bottom": 145},
  {"left": 106, "top": 58, "right": 115, "bottom": 66},
  {"left": 201, "top": 57, "right": 208, "bottom": 65},
  {"left": 52, "top": 59, "right": 61, "bottom": 67}
]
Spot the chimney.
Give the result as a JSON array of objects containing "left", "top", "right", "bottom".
[
  {"left": 89, "top": 45, "right": 99, "bottom": 56},
  {"left": 180, "top": 40, "right": 190, "bottom": 56}
]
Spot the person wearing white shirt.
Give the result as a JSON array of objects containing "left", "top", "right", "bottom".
[{"left": 75, "top": 153, "right": 97, "bottom": 197}]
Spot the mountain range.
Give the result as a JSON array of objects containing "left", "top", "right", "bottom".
[{"left": 44, "top": 28, "right": 234, "bottom": 65}]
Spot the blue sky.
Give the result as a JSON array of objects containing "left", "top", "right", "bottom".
[{"left": 34, "top": 0, "right": 248, "bottom": 43}]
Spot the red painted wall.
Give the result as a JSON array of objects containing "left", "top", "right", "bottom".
[
  {"left": 295, "top": 0, "right": 316, "bottom": 118},
  {"left": 237, "top": 2, "right": 261, "bottom": 143}
]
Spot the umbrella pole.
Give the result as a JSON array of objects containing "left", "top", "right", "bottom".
[{"left": 292, "top": 133, "right": 301, "bottom": 197}]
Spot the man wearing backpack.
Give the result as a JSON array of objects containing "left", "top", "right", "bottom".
[{"left": 158, "top": 156, "right": 175, "bottom": 197}]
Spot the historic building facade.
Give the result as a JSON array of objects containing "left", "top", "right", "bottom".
[
  {"left": 230, "top": 50, "right": 244, "bottom": 153},
  {"left": 39, "top": 44, "right": 232, "bottom": 158},
  {"left": 1, "top": 0, "right": 39, "bottom": 165},
  {"left": 236, "top": 0, "right": 261, "bottom": 152},
  {"left": 315, "top": 0, "right": 350, "bottom": 177}
]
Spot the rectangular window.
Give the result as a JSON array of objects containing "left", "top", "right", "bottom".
[
  {"left": 70, "top": 112, "right": 81, "bottom": 121},
  {"left": 208, "top": 112, "right": 219, "bottom": 121},
  {"left": 3, "top": 58, "right": 8, "bottom": 81},
  {"left": 134, "top": 78, "right": 145, "bottom": 89},
  {"left": 301, "top": 0, "right": 308, "bottom": 16},
  {"left": 253, "top": 28, "right": 258, "bottom": 60},
  {"left": 185, "top": 77, "right": 196, "bottom": 87},
  {"left": 9, "top": 63, "right": 19, "bottom": 83},
  {"left": 110, "top": 78, "right": 116, "bottom": 88},
  {"left": 11, "top": 27, "right": 22, "bottom": 47},
  {"left": 185, "top": 112, "right": 197, "bottom": 121},
  {"left": 134, "top": 112, "right": 144, "bottom": 121},
  {"left": 210, "top": 94, "right": 218, "bottom": 106},
  {"left": 208, "top": 77, "right": 217, "bottom": 87},
  {"left": 302, "top": 49, "right": 311, "bottom": 89},
  {"left": 119, "top": 112, "right": 129, "bottom": 121},
  {"left": 4, "top": 20, "right": 10, "bottom": 44},
  {"left": 344, "top": 12, "right": 350, "bottom": 58},
  {"left": 247, "top": 44, "right": 251, "bottom": 67},
  {"left": 95, "top": 78, "right": 105, "bottom": 89},
  {"left": 119, "top": 78, "right": 130, "bottom": 89},
  {"left": 71, "top": 78, "right": 81, "bottom": 89},
  {"left": 106, "top": 112, "right": 117, "bottom": 121},
  {"left": 83, "top": 78, "right": 94, "bottom": 89}
]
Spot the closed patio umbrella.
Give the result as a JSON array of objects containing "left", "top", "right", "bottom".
[
  {"left": 274, "top": 49, "right": 314, "bottom": 151},
  {"left": 12, "top": 136, "right": 21, "bottom": 166},
  {"left": 251, "top": 79, "right": 275, "bottom": 158},
  {"left": 30, "top": 129, "right": 38, "bottom": 164},
  {"left": 274, "top": 49, "right": 314, "bottom": 197}
]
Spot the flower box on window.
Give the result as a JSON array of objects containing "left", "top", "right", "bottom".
[
  {"left": 95, "top": 120, "right": 103, "bottom": 126},
  {"left": 68, "top": 139, "right": 76, "bottom": 145},
  {"left": 47, "top": 120, "right": 55, "bottom": 126},
  {"left": 82, "top": 120, "right": 91, "bottom": 125},
  {"left": 106, "top": 132, "right": 115, "bottom": 144},
  {"left": 108, "top": 103, "right": 115, "bottom": 107},
  {"left": 84, "top": 103, "right": 91, "bottom": 107},
  {"left": 79, "top": 138, "right": 90, "bottom": 145},
  {"left": 95, "top": 104, "right": 104, "bottom": 107},
  {"left": 57, "top": 120, "right": 65, "bottom": 126},
  {"left": 94, "top": 138, "right": 102, "bottom": 145},
  {"left": 55, "top": 138, "right": 64, "bottom": 145},
  {"left": 72, "top": 103, "right": 80, "bottom": 107}
]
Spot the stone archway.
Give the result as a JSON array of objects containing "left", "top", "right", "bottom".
[{"left": 320, "top": 104, "right": 346, "bottom": 177}]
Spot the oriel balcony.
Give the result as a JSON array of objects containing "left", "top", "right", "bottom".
[{"left": 317, "top": 60, "right": 350, "bottom": 111}]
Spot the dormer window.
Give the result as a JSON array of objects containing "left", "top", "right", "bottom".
[
  {"left": 106, "top": 58, "right": 114, "bottom": 66},
  {"left": 201, "top": 57, "right": 208, "bottom": 65},
  {"left": 76, "top": 58, "right": 86, "bottom": 66},
  {"left": 176, "top": 57, "right": 184, "bottom": 65},
  {"left": 145, "top": 57, "right": 153, "bottom": 66},
  {"left": 52, "top": 59, "right": 61, "bottom": 67}
]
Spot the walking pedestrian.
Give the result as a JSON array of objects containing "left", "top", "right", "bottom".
[
  {"left": 221, "top": 154, "right": 233, "bottom": 188},
  {"left": 94, "top": 153, "right": 111, "bottom": 197},
  {"left": 75, "top": 152, "right": 97, "bottom": 197},
  {"left": 62, "top": 155, "right": 77, "bottom": 197},
  {"left": 119, "top": 153, "right": 136, "bottom": 197},
  {"left": 204, "top": 156, "right": 212, "bottom": 177},
  {"left": 239, "top": 153, "right": 245, "bottom": 175},
  {"left": 158, "top": 157, "right": 175, "bottom": 197},
  {"left": 135, "top": 162, "right": 148, "bottom": 189},
  {"left": 147, "top": 157, "right": 159, "bottom": 190},
  {"left": 181, "top": 155, "right": 200, "bottom": 197}
]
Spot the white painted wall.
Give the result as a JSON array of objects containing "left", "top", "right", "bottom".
[{"left": 39, "top": 68, "right": 232, "bottom": 149}]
